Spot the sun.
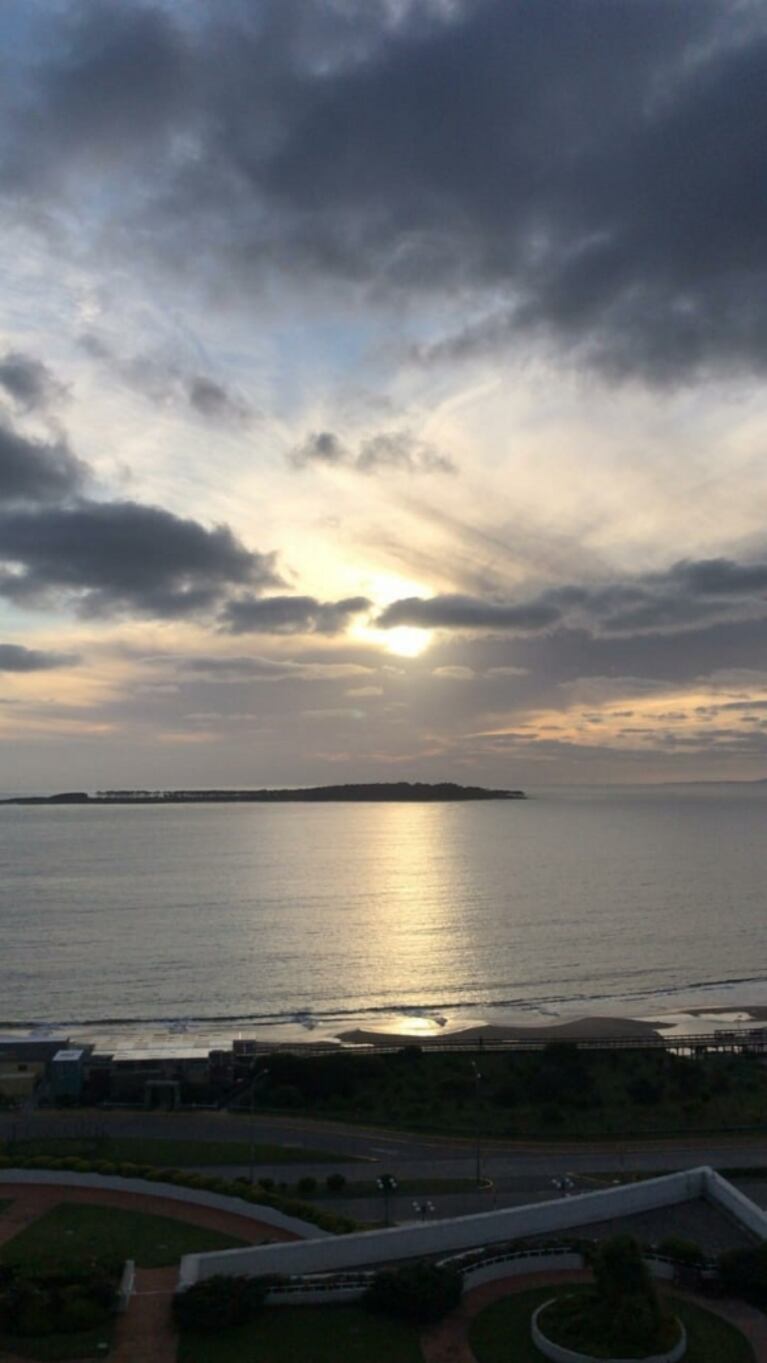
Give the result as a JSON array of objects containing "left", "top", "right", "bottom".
[{"left": 383, "top": 626, "right": 431, "bottom": 658}]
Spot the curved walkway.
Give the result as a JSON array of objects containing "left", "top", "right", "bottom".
[
  {"left": 0, "top": 1181, "right": 301, "bottom": 1247},
  {"left": 420, "top": 1269, "right": 767, "bottom": 1363},
  {"left": 0, "top": 1180, "right": 302, "bottom": 1363}
]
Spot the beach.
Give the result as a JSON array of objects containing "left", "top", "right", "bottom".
[{"left": 6, "top": 1003, "right": 767, "bottom": 1064}]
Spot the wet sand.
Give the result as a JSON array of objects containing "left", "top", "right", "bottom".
[{"left": 336, "top": 1014, "right": 667, "bottom": 1046}]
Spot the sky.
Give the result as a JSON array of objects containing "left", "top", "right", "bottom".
[{"left": 2, "top": 0, "right": 767, "bottom": 792}]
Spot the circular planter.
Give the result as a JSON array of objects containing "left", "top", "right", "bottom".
[{"left": 531, "top": 1299, "right": 687, "bottom": 1363}]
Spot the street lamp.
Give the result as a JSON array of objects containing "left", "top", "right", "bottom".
[
  {"left": 412, "top": 1198, "right": 435, "bottom": 1222},
  {"left": 246, "top": 1067, "right": 269, "bottom": 1184},
  {"left": 551, "top": 1174, "right": 575, "bottom": 1197},
  {"left": 377, "top": 1173, "right": 398, "bottom": 1226},
  {"left": 470, "top": 1060, "right": 482, "bottom": 1186}
]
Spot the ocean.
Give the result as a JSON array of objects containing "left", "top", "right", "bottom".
[{"left": 1, "top": 784, "right": 766, "bottom": 1049}]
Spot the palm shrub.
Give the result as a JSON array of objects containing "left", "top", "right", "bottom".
[{"left": 539, "top": 1236, "right": 675, "bottom": 1358}]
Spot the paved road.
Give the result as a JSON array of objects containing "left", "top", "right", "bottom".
[{"left": 2, "top": 1108, "right": 766, "bottom": 1183}]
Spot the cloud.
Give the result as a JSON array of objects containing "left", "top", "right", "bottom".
[
  {"left": 0, "top": 352, "right": 66, "bottom": 411},
  {"left": 378, "top": 593, "right": 562, "bottom": 632},
  {"left": 220, "top": 594, "right": 370, "bottom": 635},
  {"left": 0, "top": 643, "right": 79, "bottom": 672},
  {"left": 289, "top": 432, "right": 346, "bottom": 468},
  {"left": 7, "top": 3, "right": 765, "bottom": 382},
  {"left": 0, "top": 499, "right": 278, "bottom": 618},
  {"left": 433, "top": 665, "right": 474, "bottom": 680},
  {"left": 289, "top": 428, "right": 454, "bottom": 475},
  {"left": 80, "top": 334, "right": 253, "bottom": 425},
  {"left": 380, "top": 552, "right": 767, "bottom": 640},
  {"left": 178, "top": 654, "right": 373, "bottom": 680},
  {"left": 186, "top": 375, "right": 250, "bottom": 424},
  {"left": 0, "top": 421, "right": 87, "bottom": 505}
]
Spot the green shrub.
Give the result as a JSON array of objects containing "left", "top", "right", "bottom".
[
  {"left": 656, "top": 1236, "right": 704, "bottom": 1265},
  {"left": 173, "top": 1274, "right": 270, "bottom": 1331},
  {"left": 364, "top": 1262, "right": 462, "bottom": 1324},
  {"left": 297, "top": 1176, "right": 318, "bottom": 1197},
  {"left": 57, "top": 1291, "right": 109, "bottom": 1332},
  {"left": 12, "top": 1286, "right": 56, "bottom": 1338},
  {"left": 326, "top": 1173, "right": 347, "bottom": 1193},
  {"left": 719, "top": 1243, "right": 767, "bottom": 1308}
]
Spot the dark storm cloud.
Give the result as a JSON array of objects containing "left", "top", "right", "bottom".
[
  {"left": 221, "top": 594, "right": 370, "bottom": 635},
  {"left": 0, "top": 422, "right": 87, "bottom": 504},
  {"left": 0, "top": 642, "right": 79, "bottom": 672},
  {"left": 0, "top": 352, "right": 66, "bottom": 411},
  {"left": 0, "top": 500, "right": 278, "bottom": 617},
  {"left": 289, "top": 429, "right": 454, "bottom": 475},
  {"left": 5, "top": 0, "right": 767, "bottom": 381}
]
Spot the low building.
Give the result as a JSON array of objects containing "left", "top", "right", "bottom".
[
  {"left": 50, "top": 1048, "right": 89, "bottom": 1103},
  {"left": 0, "top": 1058, "right": 45, "bottom": 1103}
]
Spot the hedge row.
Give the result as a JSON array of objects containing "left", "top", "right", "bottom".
[{"left": 0, "top": 1155, "right": 356, "bottom": 1236}]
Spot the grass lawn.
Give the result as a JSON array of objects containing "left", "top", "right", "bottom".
[
  {"left": 176, "top": 1305, "right": 422, "bottom": 1363},
  {"left": 0, "top": 1324, "right": 115, "bottom": 1360},
  {"left": 0, "top": 1203, "right": 249, "bottom": 1270},
  {"left": 469, "top": 1286, "right": 756, "bottom": 1363},
  {"left": 4, "top": 1135, "right": 353, "bottom": 1167}
]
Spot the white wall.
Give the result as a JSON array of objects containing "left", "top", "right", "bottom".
[
  {"left": 179, "top": 1167, "right": 708, "bottom": 1286},
  {"left": 0, "top": 1168, "right": 328, "bottom": 1240},
  {"left": 703, "top": 1168, "right": 767, "bottom": 1240}
]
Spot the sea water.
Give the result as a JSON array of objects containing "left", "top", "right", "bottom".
[{"left": 1, "top": 784, "right": 766, "bottom": 1043}]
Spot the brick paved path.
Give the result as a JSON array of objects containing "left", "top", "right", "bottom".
[{"left": 111, "top": 1267, "right": 179, "bottom": 1363}]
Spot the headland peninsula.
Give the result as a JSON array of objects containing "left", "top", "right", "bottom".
[{"left": 1, "top": 780, "right": 525, "bottom": 806}]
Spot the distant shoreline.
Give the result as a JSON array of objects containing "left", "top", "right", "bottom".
[{"left": 0, "top": 780, "right": 525, "bottom": 806}]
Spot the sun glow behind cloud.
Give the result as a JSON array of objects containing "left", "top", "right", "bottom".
[{"left": 349, "top": 572, "right": 433, "bottom": 658}]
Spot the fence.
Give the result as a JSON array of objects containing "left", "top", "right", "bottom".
[{"left": 251, "top": 1246, "right": 684, "bottom": 1306}]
